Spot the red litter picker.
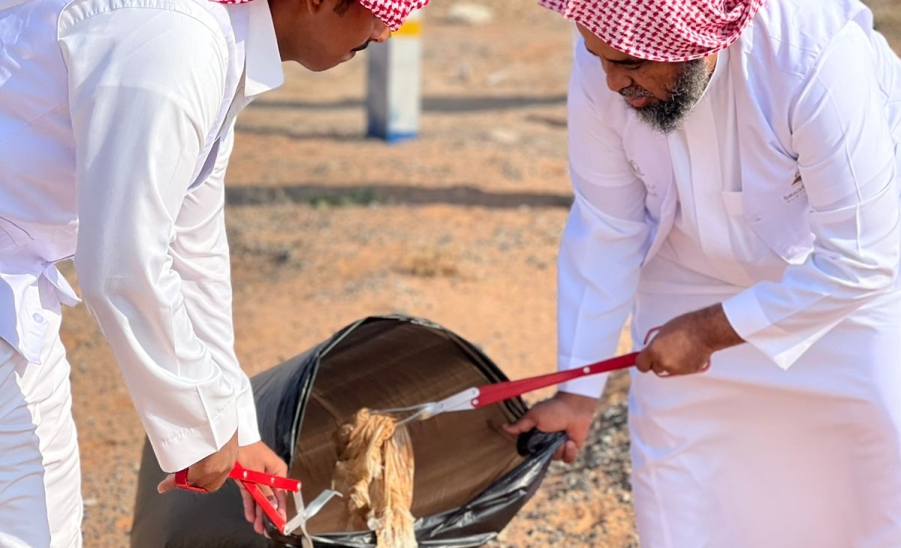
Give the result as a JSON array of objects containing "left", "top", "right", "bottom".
[
  {"left": 376, "top": 352, "right": 638, "bottom": 425},
  {"left": 171, "top": 352, "right": 638, "bottom": 535}
]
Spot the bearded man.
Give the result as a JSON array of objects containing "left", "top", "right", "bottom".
[
  {"left": 0, "top": 0, "right": 425, "bottom": 545},
  {"left": 507, "top": 0, "right": 901, "bottom": 545}
]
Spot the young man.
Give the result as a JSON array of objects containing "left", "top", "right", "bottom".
[
  {"left": 507, "top": 0, "right": 901, "bottom": 546},
  {"left": 0, "top": 0, "right": 425, "bottom": 545}
]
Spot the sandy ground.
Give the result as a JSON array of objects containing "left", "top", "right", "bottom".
[{"left": 62, "top": 1, "right": 901, "bottom": 546}]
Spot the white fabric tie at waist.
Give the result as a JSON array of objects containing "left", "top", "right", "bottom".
[
  {"left": 40, "top": 262, "right": 80, "bottom": 307},
  {"left": 0, "top": 260, "right": 81, "bottom": 364}
]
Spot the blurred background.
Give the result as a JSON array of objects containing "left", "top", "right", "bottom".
[{"left": 65, "top": 1, "right": 901, "bottom": 545}]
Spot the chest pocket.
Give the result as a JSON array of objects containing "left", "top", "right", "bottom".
[{"left": 742, "top": 174, "right": 815, "bottom": 265}]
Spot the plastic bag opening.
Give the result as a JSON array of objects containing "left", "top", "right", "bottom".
[{"left": 286, "top": 318, "right": 528, "bottom": 537}]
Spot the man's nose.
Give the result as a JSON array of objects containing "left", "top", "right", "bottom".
[
  {"left": 604, "top": 65, "right": 633, "bottom": 94},
  {"left": 373, "top": 22, "right": 390, "bottom": 43}
]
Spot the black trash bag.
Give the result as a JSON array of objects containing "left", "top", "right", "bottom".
[{"left": 131, "top": 315, "right": 565, "bottom": 548}]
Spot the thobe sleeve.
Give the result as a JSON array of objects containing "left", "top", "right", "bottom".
[
  {"left": 59, "top": 7, "right": 251, "bottom": 472},
  {"left": 170, "top": 124, "right": 261, "bottom": 449},
  {"left": 557, "top": 44, "right": 653, "bottom": 398},
  {"left": 722, "top": 24, "right": 901, "bottom": 369}
]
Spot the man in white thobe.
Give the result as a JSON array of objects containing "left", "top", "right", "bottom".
[
  {"left": 506, "top": 0, "right": 901, "bottom": 545},
  {"left": 0, "top": 0, "right": 426, "bottom": 545}
]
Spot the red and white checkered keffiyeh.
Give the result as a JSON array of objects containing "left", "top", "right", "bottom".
[
  {"left": 360, "top": 0, "right": 428, "bottom": 31},
  {"left": 211, "top": 0, "right": 427, "bottom": 32},
  {"left": 540, "top": 0, "right": 765, "bottom": 62}
]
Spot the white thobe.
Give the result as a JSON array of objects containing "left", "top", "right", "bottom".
[
  {"left": 558, "top": 0, "right": 901, "bottom": 545},
  {"left": 0, "top": 0, "right": 283, "bottom": 543}
]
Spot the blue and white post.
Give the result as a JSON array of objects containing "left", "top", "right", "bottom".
[{"left": 365, "top": 9, "right": 423, "bottom": 143}]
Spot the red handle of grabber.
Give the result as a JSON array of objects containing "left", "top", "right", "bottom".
[
  {"left": 230, "top": 462, "right": 300, "bottom": 492},
  {"left": 471, "top": 352, "right": 639, "bottom": 409},
  {"left": 174, "top": 462, "right": 300, "bottom": 534},
  {"left": 174, "top": 462, "right": 300, "bottom": 493}
]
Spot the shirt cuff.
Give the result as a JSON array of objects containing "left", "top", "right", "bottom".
[
  {"left": 149, "top": 395, "right": 240, "bottom": 473},
  {"left": 721, "top": 287, "right": 771, "bottom": 340},
  {"left": 722, "top": 289, "right": 808, "bottom": 370},
  {"left": 236, "top": 383, "right": 261, "bottom": 447}
]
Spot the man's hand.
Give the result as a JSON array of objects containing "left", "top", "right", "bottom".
[
  {"left": 157, "top": 431, "right": 239, "bottom": 494},
  {"left": 236, "top": 441, "right": 289, "bottom": 536},
  {"left": 637, "top": 304, "right": 743, "bottom": 376},
  {"left": 503, "top": 392, "right": 598, "bottom": 463}
]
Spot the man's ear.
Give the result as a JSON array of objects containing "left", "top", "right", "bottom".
[
  {"left": 309, "top": 0, "right": 330, "bottom": 14},
  {"left": 298, "top": 0, "right": 325, "bottom": 16}
]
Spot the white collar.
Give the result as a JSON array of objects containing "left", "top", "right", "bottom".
[
  {"left": 708, "top": 44, "right": 730, "bottom": 88},
  {"left": 700, "top": 44, "right": 730, "bottom": 98},
  {"left": 241, "top": 0, "right": 284, "bottom": 97}
]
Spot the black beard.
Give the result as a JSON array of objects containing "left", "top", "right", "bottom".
[{"left": 629, "top": 59, "right": 712, "bottom": 134}]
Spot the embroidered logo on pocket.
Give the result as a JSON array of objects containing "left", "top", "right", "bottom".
[{"left": 784, "top": 172, "right": 806, "bottom": 203}]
